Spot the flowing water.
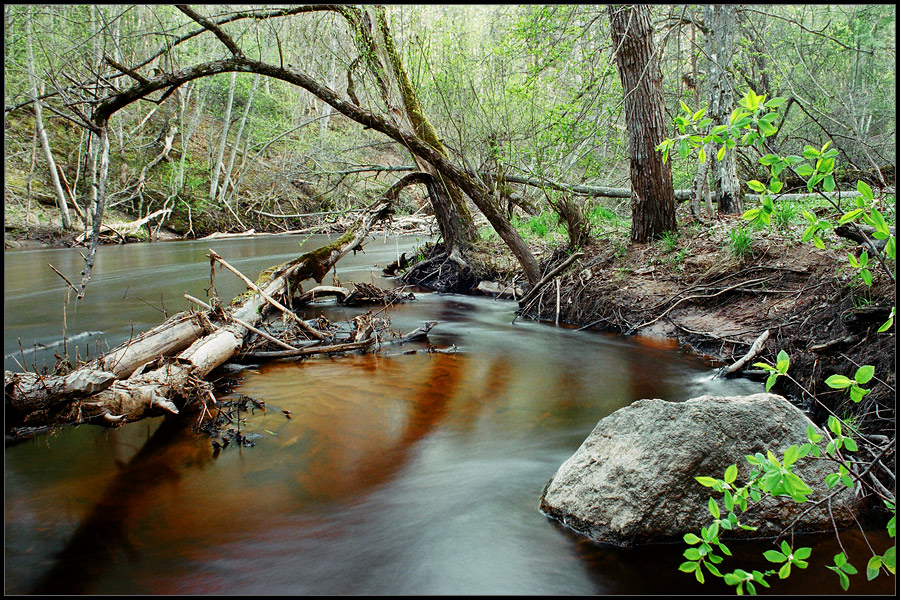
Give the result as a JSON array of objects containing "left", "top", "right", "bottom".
[{"left": 4, "top": 235, "right": 892, "bottom": 594}]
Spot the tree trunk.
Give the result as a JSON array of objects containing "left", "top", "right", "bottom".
[
  {"left": 704, "top": 4, "right": 743, "bottom": 214},
  {"left": 347, "top": 6, "right": 479, "bottom": 251},
  {"left": 209, "top": 71, "right": 236, "bottom": 205},
  {"left": 25, "top": 6, "right": 73, "bottom": 230},
  {"left": 608, "top": 4, "right": 676, "bottom": 243}
]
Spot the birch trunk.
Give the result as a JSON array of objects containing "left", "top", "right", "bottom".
[{"left": 704, "top": 4, "right": 743, "bottom": 214}]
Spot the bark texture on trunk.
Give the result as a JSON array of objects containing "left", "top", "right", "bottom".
[
  {"left": 608, "top": 4, "right": 677, "bottom": 243},
  {"left": 704, "top": 4, "right": 743, "bottom": 214}
]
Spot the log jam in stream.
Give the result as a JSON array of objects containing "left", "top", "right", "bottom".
[{"left": 4, "top": 197, "right": 433, "bottom": 437}]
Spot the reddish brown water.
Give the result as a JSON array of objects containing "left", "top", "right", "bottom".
[{"left": 4, "top": 236, "right": 894, "bottom": 594}]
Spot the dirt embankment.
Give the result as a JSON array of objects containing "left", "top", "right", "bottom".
[{"left": 516, "top": 215, "right": 895, "bottom": 438}]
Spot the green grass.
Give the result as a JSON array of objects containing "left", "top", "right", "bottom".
[{"left": 729, "top": 226, "right": 754, "bottom": 258}]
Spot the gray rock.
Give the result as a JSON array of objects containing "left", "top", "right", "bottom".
[{"left": 540, "top": 393, "right": 859, "bottom": 546}]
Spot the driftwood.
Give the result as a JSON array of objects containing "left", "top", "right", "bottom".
[
  {"left": 73, "top": 208, "right": 171, "bottom": 245},
  {"left": 718, "top": 329, "right": 770, "bottom": 378},
  {"left": 5, "top": 197, "right": 437, "bottom": 433}
]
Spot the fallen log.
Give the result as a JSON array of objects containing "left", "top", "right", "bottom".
[
  {"left": 4, "top": 197, "right": 409, "bottom": 430},
  {"left": 73, "top": 208, "right": 171, "bottom": 245}
]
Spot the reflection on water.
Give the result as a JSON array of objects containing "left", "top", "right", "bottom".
[{"left": 4, "top": 237, "right": 894, "bottom": 595}]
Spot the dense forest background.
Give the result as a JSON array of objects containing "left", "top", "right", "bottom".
[{"left": 4, "top": 4, "right": 895, "bottom": 245}]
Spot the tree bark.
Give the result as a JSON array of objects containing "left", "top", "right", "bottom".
[{"left": 608, "top": 4, "right": 677, "bottom": 243}]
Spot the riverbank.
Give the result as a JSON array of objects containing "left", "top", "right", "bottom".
[{"left": 511, "top": 214, "right": 895, "bottom": 438}]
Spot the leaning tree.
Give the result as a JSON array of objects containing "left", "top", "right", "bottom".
[{"left": 72, "top": 4, "right": 541, "bottom": 295}]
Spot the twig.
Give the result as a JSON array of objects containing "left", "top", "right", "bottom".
[{"left": 518, "top": 252, "right": 584, "bottom": 309}]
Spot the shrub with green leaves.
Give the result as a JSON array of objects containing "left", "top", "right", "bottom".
[{"left": 664, "top": 88, "right": 895, "bottom": 594}]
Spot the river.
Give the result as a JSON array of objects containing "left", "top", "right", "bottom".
[{"left": 4, "top": 234, "right": 892, "bottom": 594}]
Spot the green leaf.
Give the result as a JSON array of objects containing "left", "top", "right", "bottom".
[
  {"left": 794, "top": 164, "right": 815, "bottom": 177},
  {"left": 843, "top": 436, "right": 858, "bottom": 452},
  {"left": 794, "top": 547, "right": 812, "bottom": 560},
  {"left": 698, "top": 147, "right": 706, "bottom": 165},
  {"left": 743, "top": 208, "right": 761, "bottom": 221},
  {"left": 839, "top": 208, "right": 865, "bottom": 224},
  {"left": 867, "top": 556, "right": 882, "bottom": 580},
  {"left": 758, "top": 119, "right": 777, "bottom": 137},
  {"left": 709, "top": 496, "right": 721, "bottom": 519},
  {"left": 849, "top": 384, "right": 868, "bottom": 403},
  {"left": 836, "top": 569, "right": 850, "bottom": 591},
  {"left": 679, "top": 560, "right": 698, "bottom": 573},
  {"left": 717, "top": 144, "right": 727, "bottom": 161},
  {"left": 696, "top": 476, "right": 720, "bottom": 488},
  {"left": 778, "top": 562, "right": 791, "bottom": 579},
  {"left": 823, "top": 174, "right": 835, "bottom": 192},
  {"left": 825, "top": 374, "right": 853, "bottom": 389},
  {"left": 828, "top": 415, "right": 842, "bottom": 436},
  {"left": 684, "top": 547, "right": 702, "bottom": 560},
  {"left": 724, "top": 464, "right": 738, "bottom": 485},
  {"left": 857, "top": 180, "right": 874, "bottom": 200},
  {"left": 806, "top": 425, "right": 823, "bottom": 443},
  {"left": 854, "top": 365, "right": 875, "bottom": 384},
  {"left": 759, "top": 153, "right": 780, "bottom": 166},
  {"left": 765, "top": 97, "right": 786, "bottom": 108},
  {"left": 802, "top": 145, "right": 820, "bottom": 159},
  {"left": 776, "top": 350, "right": 790, "bottom": 373},
  {"left": 763, "top": 550, "right": 787, "bottom": 563},
  {"left": 768, "top": 178, "right": 783, "bottom": 193},
  {"left": 783, "top": 445, "right": 800, "bottom": 467},
  {"left": 747, "top": 179, "right": 766, "bottom": 193},
  {"left": 684, "top": 532, "right": 702, "bottom": 545}
]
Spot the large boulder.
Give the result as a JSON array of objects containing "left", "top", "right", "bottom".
[{"left": 540, "top": 393, "right": 859, "bottom": 546}]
